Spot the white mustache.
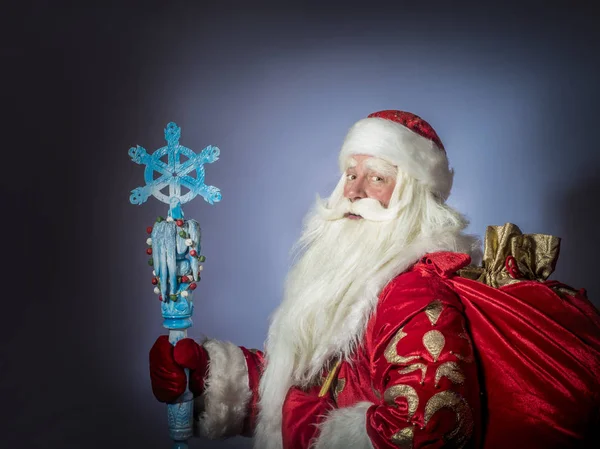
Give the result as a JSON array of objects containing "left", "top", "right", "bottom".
[{"left": 317, "top": 197, "right": 402, "bottom": 222}]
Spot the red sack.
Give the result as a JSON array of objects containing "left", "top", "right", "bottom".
[
  {"left": 449, "top": 276, "right": 600, "bottom": 448},
  {"left": 437, "top": 224, "right": 600, "bottom": 448}
]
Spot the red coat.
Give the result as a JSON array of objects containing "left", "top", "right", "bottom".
[
  {"left": 241, "top": 253, "right": 481, "bottom": 448},
  {"left": 202, "top": 252, "right": 600, "bottom": 448}
]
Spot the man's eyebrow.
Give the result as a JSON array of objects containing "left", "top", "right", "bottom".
[
  {"left": 345, "top": 158, "right": 358, "bottom": 169},
  {"left": 364, "top": 159, "right": 398, "bottom": 177}
]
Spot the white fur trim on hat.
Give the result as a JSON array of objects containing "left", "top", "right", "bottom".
[
  {"left": 311, "top": 402, "right": 375, "bottom": 449},
  {"left": 339, "top": 117, "right": 454, "bottom": 200},
  {"left": 193, "top": 339, "right": 252, "bottom": 439}
]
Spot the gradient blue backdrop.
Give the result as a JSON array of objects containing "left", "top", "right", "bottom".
[{"left": 4, "top": 2, "right": 599, "bottom": 448}]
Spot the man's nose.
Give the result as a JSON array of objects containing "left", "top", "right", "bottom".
[{"left": 347, "top": 179, "right": 367, "bottom": 202}]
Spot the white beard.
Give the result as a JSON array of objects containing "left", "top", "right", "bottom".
[
  {"left": 253, "top": 181, "right": 480, "bottom": 449},
  {"left": 273, "top": 212, "right": 404, "bottom": 385}
]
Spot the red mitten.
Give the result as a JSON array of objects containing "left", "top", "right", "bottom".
[
  {"left": 282, "top": 385, "right": 335, "bottom": 449},
  {"left": 173, "top": 337, "right": 209, "bottom": 396},
  {"left": 149, "top": 336, "right": 209, "bottom": 403}
]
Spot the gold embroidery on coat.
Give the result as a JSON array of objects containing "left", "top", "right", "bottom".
[
  {"left": 384, "top": 384, "right": 419, "bottom": 418},
  {"left": 333, "top": 378, "right": 346, "bottom": 403},
  {"left": 371, "top": 384, "right": 382, "bottom": 400},
  {"left": 385, "top": 327, "right": 419, "bottom": 364},
  {"left": 434, "top": 362, "right": 465, "bottom": 387},
  {"left": 424, "top": 390, "right": 474, "bottom": 449},
  {"left": 451, "top": 352, "right": 474, "bottom": 363},
  {"left": 391, "top": 426, "right": 414, "bottom": 449},
  {"left": 449, "top": 332, "right": 474, "bottom": 363},
  {"left": 425, "top": 300, "right": 444, "bottom": 326},
  {"left": 423, "top": 330, "right": 445, "bottom": 362},
  {"left": 398, "top": 363, "right": 428, "bottom": 384}
]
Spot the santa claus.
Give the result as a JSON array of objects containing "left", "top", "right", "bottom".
[{"left": 149, "top": 110, "right": 487, "bottom": 448}]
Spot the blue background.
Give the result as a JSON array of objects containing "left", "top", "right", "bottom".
[{"left": 3, "top": 1, "right": 599, "bottom": 448}]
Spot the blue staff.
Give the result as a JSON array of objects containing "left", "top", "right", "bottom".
[{"left": 129, "top": 122, "right": 221, "bottom": 448}]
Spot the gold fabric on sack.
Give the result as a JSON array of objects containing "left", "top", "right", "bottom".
[{"left": 458, "top": 223, "right": 561, "bottom": 288}]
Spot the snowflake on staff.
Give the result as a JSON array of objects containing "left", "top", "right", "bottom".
[{"left": 128, "top": 122, "right": 222, "bottom": 218}]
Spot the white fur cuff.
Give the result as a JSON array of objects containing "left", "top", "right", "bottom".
[
  {"left": 193, "top": 339, "right": 252, "bottom": 439},
  {"left": 311, "top": 402, "right": 375, "bottom": 449}
]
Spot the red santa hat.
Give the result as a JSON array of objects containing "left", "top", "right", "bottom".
[{"left": 339, "top": 110, "right": 453, "bottom": 201}]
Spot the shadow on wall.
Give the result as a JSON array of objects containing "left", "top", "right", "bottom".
[{"left": 552, "top": 171, "right": 600, "bottom": 308}]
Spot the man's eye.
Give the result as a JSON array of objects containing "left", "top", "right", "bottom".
[
  {"left": 372, "top": 176, "right": 384, "bottom": 182},
  {"left": 346, "top": 174, "right": 356, "bottom": 181}
]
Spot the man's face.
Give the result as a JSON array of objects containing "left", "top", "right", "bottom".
[{"left": 343, "top": 155, "right": 397, "bottom": 219}]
